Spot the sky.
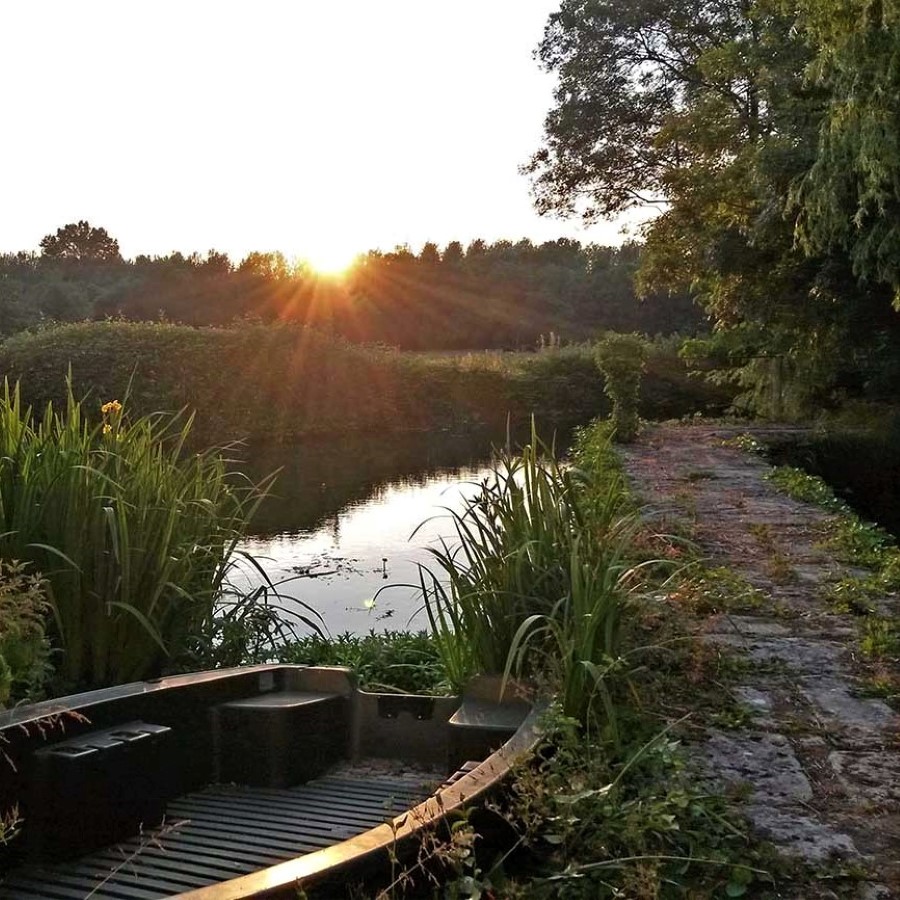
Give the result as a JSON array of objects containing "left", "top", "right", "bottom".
[{"left": 1, "top": 1, "right": 641, "bottom": 270}]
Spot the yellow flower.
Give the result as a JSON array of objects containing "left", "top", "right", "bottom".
[
  {"left": 101, "top": 400, "right": 123, "bottom": 415},
  {"left": 102, "top": 423, "right": 112, "bottom": 435}
]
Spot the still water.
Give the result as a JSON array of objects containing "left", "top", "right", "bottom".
[{"left": 234, "top": 427, "right": 571, "bottom": 637}]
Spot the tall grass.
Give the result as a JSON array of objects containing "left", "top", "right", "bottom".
[
  {"left": 0, "top": 381, "right": 287, "bottom": 690},
  {"left": 419, "top": 428, "right": 641, "bottom": 722}
]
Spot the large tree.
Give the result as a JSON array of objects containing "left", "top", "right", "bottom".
[
  {"left": 39, "top": 221, "right": 122, "bottom": 264},
  {"left": 527, "top": 0, "right": 900, "bottom": 414},
  {"left": 792, "top": 0, "right": 900, "bottom": 304}
]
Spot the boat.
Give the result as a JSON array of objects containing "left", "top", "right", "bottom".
[{"left": 0, "top": 664, "right": 542, "bottom": 899}]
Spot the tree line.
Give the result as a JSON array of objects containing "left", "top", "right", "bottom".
[{"left": 0, "top": 223, "right": 701, "bottom": 351}]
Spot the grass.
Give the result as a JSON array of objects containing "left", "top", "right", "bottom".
[
  {"left": 387, "top": 418, "right": 787, "bottom": 899},
  {"left": 0, "top": 380, "right": 297, "bottom": 691}
]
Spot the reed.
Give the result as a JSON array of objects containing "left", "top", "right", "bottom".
[
  {"left": 0, "top": 381, "right": 277, "bottom": 690},
  {"left": 419, "top": 427, "right": 639, "bottom": 720}
]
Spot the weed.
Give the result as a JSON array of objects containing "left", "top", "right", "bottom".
[
  {"left": 860, "top": 617, "right": 900, "bottom": 659},
  {"left": 0, "top": 560, "right": 51, "bottom": 706},
  {"left": 665, "top": 566, "right": 765, "bottom": 615},
  {"left": 418, "top": 426, "right": 641, "bottom": 725},
  {"left": 767, "top": 466, "right": 844, "bottom": 512},
  {"left": 858, "top": 669, "right": 900, "bottom": 705},
  {"left": 826, "top": 576, "right": 880, "bottom": 616},
  {"left": 684, "top": 468, "right": 717, "bottom": 482},
  {"left": 724, "top": 433, "right": 765, "bottom": 455},
  {"left": 595, "top": 333, "right": 648, "bottom": 442},
  {"left": 493, "top": 711, "right": 773, "bottom": 899}
]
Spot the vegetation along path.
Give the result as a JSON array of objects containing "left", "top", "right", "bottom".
[{"left": 621, "top": 424, "right": 899, "bottom": 899}]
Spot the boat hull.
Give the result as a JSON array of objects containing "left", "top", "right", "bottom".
[{"left": 0, "top": 665, "right": 541, "bottom": 898}]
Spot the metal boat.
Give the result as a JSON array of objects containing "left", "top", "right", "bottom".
[{"left": 0, "top": 665, "right": 541, "bottom": 898}]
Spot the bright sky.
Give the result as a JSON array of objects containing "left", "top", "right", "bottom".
[{"left": 2, "top": 1, "right": 640, "bottom": 269}]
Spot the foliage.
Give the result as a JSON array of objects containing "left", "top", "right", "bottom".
[
  {"left": 0, "top": 560, "right": 52, "bottom": 706},
  {"left": 666, "top": 566, "right": 765, "bottom": 616},
  {"left": 0, "top": 381, "right": 285, "bottom": 691},
  {"left": 496, "top": 713, "right": 767, "bottom": 899},
  {"left": 766, "top": 461, "right": 900, "bottom": 675},
  {"left": 594, "top": 333, "right": 648, "bottom": 441},
  {"left": 0, "top": 232, "right": 702, "bottom": 348},
  {"left": 419, "top": 427, "right": 640, "bottom": 724},
  {"left": 527, "top": 0, "right": 900, "bottom": 418},
  {"left": 0, "top": 322, "right": 729, "bottom": 446},
  {"left": 39, "top": 220, "right": 121, "bottom": 264},
  {"left": 275, "top": 630, "right": 450, "bottom": 694},
  {"left": 792, "top": 0, "right": 900, "bottom": 304},
  {"left": 767, "top": 465, "right": 845, "bottom": 512}
]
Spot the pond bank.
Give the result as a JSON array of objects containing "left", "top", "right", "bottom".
[{"left": 621, "top": 424, "right": 899, "bottom": 898}]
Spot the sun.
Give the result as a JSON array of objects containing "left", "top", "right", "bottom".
[{"left": 304, "top": 244, "right": 357, "bottom": 277}]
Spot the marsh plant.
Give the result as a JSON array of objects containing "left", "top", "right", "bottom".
[
  {"left": 0, "top": 381, "right": 290, "bottom": 691},
  {"left": 277, "top": 630, "right": 449, "bottom": 694},
  {"left": 419, "top": 429, "right": 640, "bottom": 723}
]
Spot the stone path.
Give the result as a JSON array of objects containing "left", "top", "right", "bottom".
[{"left": 620, "top": 424, "right": 899, "bottom": 899}]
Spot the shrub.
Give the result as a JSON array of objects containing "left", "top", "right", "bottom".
[
  {"left": 276, "top": 630, "right": 449, "bottom": 694},
  {"left": 595, "top": 333, "right": 648, "bottom": 441}
]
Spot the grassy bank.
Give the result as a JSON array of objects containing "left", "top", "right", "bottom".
[{"left": 0, "top": 322, "right": 731, "bottom": 444}]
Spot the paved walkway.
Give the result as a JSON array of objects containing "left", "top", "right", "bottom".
[{"left": 621, "top": 424, "right": 899, "bottom": 899}]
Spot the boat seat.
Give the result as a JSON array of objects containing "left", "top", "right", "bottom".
[
  {"left": 213, "top": 690, "right": 348, "bottom": 788},
  {"left": 447, "top": 697, "right": 529, "bottom": 773},
  {"left": 27, "top": 721, "right": 175, "bottom": 861}
]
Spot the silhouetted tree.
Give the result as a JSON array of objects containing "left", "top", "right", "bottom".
[
  {"left": 40, "top": 221, "right": 121, "bottom": 263},
  {"left": 442, "top": 241, "right": 464, "bottom": 265},
  {"left": 419, "top": 242, "right": 441, "bottom": 265}
]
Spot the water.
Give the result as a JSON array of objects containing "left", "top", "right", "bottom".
[{"left": 233, "top": 427, "right": 572, "bottom": 637}]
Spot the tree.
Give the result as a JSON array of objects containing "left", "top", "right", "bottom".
[
  {"left": 202, "top": 249, "right": 232, "bottom": 275},
  {"left": 526, "top": 0, "right": 900, "bottom": 414},
  {"left": 524, "top": 0, "right": 779, "bottom": 223},
  {"left": 418, "top": 242, "right": 441, "bottom": 265},
  {"left": 39, "top": 221, "right": 121, "bottom": 264},
  {"left": 792, "top": 0, "right": 900, "bottom": 304},
  {"left": 442, "top": 241, "right": 464, "bottom": 265},
  {"left": 238, "top": 251, "right": 291, "bottom": 280}
]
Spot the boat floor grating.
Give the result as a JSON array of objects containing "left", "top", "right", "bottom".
[{"left": 1, "top": 771, "right": 439, "bottom": 899}]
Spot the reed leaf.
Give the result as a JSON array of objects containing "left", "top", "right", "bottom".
[
  {"left": 419, "top": 424, "right": 641, "bottom": 723},
  {"left": 0, "top": 379, "right": 294, "bottom": 690}
]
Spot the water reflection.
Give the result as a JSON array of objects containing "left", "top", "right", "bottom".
[{"left": 233, "top": 425, "right": 572, "bottom": 637}]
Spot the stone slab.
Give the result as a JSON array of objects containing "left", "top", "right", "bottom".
[
  {"left": 701, "top": 731, "right": 812, "bottom": 803},
  {"left": 745, "top": 803, "right": 858, "bottom": 862},
  {"left": 828, "top": 751, "right": 900, "bottom": 806},
  {"left": 800, "top": 677, "right": 897, "bottom": 733}
]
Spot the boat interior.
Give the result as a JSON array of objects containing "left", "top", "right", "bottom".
[{"left": 0, "top": 665, "right": 533, "bottom": 899}]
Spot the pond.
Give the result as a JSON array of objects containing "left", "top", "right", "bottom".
[
  {"left": 233, "top": 425, "right": 575, "bottom": 638},
  {"left": 766, "top": 429, "right": 900, "bottom": 537}
]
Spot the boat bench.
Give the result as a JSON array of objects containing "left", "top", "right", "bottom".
[
  {"left": 447, "top": 695, "right": 530, "bottom": 773},
  {"left": 26, "top": 721, "right": 174, "bottom": 860},
  {"left": 212, "top": 690, "right": 348, "bottom": 788}
]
